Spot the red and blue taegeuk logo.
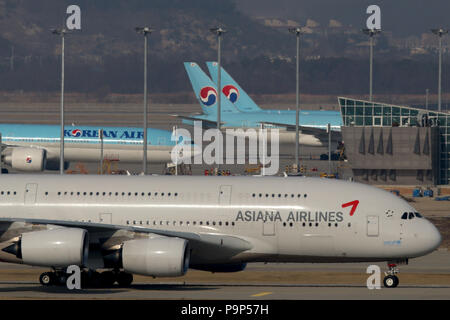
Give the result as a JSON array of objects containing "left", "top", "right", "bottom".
[
  {"left": 222, "top": 85, "right": 239, "bottom": 103},
  {"left": 71, "top": 129, "right": 82, "bottom": 137},
  {"left": 199, "top": 86, "right": 217, "bottom": 106}
]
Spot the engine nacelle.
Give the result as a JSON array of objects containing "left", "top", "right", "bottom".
[
  {"left": 3, "top": 228, "right": 89, "bottom": 267},
  {"left": 121, "top": 238, "right": 189, "bottom": 277},
  {"left": 6, "top": 148, "right": 46, "bottom": 172}
]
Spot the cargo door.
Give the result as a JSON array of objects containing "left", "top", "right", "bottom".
[
  {"left": 262, "top": 220, "right": 275, "bottom": 236},
  {"left": 24, "top": 183, "right": 37, "bottom": 204},
  {"left": 367, "top": 215, "right": 379, "bottom": 237}
]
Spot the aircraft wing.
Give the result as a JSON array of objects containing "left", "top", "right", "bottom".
[
  {"left": 171, "top": 114, "right": 226, "bottom": 129},
  {"left": 260, "top": 121, "right": 342, "bottom": 140},
  {"left": 0, "top": 217, "right": 253, "bottom": 254}
]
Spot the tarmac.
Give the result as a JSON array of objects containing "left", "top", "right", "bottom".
[{"left": 0, "top": 249, "right": 448, "bottom": 299}]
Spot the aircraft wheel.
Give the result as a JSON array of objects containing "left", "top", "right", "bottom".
[
  {"left": 117, "top": 272, "right": 133, "bottom": 287},
  {"left": 82, "top": 271, "right": 101, "bottom": 288},
  {"left": 39, "top": 272, "right": 55, "bottom": 286},
  {"left": 99, "top": 271, "right": 116, "bottom": 287},
  {"left": 383, "top": 275, "right": 399, "bottom": 288}
]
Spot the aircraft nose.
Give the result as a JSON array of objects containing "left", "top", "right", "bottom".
[{"left": 423, "top": 221, "right": 442, "bottom": 253}]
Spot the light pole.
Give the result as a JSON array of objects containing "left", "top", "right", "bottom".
[
  {"left": 135, "top": 26, "right": 153, "bottom": 175},
  {"left": 99, "top": 129, "right": 104, "bottom": 175},
  {"left": 289, "top": 27, "right": 303, "bottom": 173},
  {"left": 431, "top": 28, "right": 448, "bottom": 112},
  {"left": 210, "top": 26, "right": 226, "bottom": 171},
  {"left": 362, "top": 28, "right": 381, "bottom": 102},
  {"left": 52, "top": 28, "right": 68, "bottom": 174},
  {"left": 426, "top": 88, "right": 429, "bottom": 110}
]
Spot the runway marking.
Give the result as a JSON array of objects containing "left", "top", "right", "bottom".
[{"left": 251, "top": 291, "right": 273, "bottom": 297}]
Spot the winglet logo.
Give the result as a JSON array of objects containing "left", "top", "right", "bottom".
[
  {"left": 223, "top": 85, "right": 239, "bottom": 103},
  {"left": 199, "top": 87, "right": 217, "bottom": 106},
  {"left": 342, "top": 200, "right": 360, "bottom": 216}
]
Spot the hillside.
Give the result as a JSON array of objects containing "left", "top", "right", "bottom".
[{"left": 0, "top": 0, "right": 448, "bottom": 98}]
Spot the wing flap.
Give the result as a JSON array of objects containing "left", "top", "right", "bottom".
[{"left": 260, "top": 121, "right": 341, "bottom": 139}]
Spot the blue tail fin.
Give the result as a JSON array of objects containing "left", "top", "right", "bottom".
[
  {"left": 206, "top": 61, "right": 262, "bottom": 112},
  {"left": 184, "top": 62, "right": 239, "bottom": 115}
]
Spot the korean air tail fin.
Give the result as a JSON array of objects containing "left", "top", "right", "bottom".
[
  {"left": 184, "top": 62, "right": 239, "bottom": 115},
  {"left": 206, "top": 61, "right": 262, "bottom": 112}
]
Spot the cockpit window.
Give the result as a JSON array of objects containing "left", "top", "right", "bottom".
[
  {"left": 408, "top": 212, "right": 415, "bottom": 219},
  {"left": 414, "top": 212, "right": 423, "bottom": 218},
  {"left": 401, "top": 212, "right": 408, "bottom": 220}
]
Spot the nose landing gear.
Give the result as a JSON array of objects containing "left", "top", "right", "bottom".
[{"left": 383, "top": 263, "right": 399, "bottom": 288}]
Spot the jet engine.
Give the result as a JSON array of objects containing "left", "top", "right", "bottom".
[
  {"left": 2, "top": 228, "right": 89, "bottom": 267},
  {"left": 4, "top": 148, "right": 47, "bottom": 172},
  {"left": 104, "top": 237, "right": 190, "bottom": 277}
]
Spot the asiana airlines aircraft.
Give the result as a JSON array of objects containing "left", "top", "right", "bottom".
[{"left": 0, "top": 174, "right": 441, "bottom": 288}]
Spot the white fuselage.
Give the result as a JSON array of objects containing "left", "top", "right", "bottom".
[
  {"left": 8, "top": 140, "right": 174, "bottom": 164},
  {"left": 0, "top": 175, "right": 441, "bottom": 268}
]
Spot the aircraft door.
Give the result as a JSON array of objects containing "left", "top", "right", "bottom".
[
  {"left": 262, "top": 220, "right": 275, "bottom": 236},
  {"left": 367, "top": 215, "right": 379, "bottom": 237},
  {"left": 24, "top": 183, "right": 38, "bottom": 204},
  {"left": 218, "top": 185, "right": 232, "bottom": 205}
]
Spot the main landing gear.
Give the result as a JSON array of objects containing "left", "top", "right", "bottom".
[
  {"left": 39, "top": 269, "right": 133, "bottom": 288},
  {"left": 383, "top": 263, "right": 400, "bottom": 288}
]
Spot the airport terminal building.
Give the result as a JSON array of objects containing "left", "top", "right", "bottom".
[{"left": 338, "top": 97, "right": 450, "bottom": 186}]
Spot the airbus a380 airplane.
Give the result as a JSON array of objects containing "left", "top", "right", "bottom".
[
  {"left": 180, "top": 62, "right": 342, "bottom": 148},
  {"left": 0, "top": 175, "right": 441, "bottom": 288},
  {"left": 0, "top": 124, "right": 193, "bottom": 172}
]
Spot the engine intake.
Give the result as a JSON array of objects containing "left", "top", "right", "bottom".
[{"left": 2, "top": 228, "right": 89, "bottom": 267}]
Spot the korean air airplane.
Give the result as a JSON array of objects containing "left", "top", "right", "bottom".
[
  {"left": 206, "top": 61, "right": 341, "bottom": 117},
  {"left": 0, "top": 124, "right": 193, "bottom": 172},
  {"left": 0, "top": 174, "right": 441, "bottom": 288},
  {"left": 179, "top": 62, "right": 342, "bottom": 147}
]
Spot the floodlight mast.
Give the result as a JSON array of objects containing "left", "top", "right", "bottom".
[
  {"left": 135, "top": 26, "right": 153, "bottom": 175},
  {"left": 52, "top": 28, "right": 68, "bottom": 174},
  {"left": 431, "top": 28, "right": 448, "bottom": 112},
  {"left": 362, "top": 28, "right": 381, "bottom": 102},
  {"left": 289, "top": 27, "right": 303, "bottom": 173},
  {"left": 210, "top": 27, "right": 226, "bottom": 171}
]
